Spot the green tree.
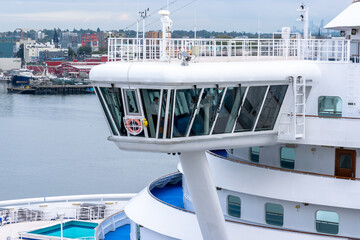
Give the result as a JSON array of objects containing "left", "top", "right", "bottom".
[
  {"left": 68, "top": 47, "right": 77, "bottom": 58},
  {"left": 16, "top": 44, "right": 24, "bottom": 61},
  {"left": 77, "top": 46, "right": 92, "bottom": 55},
  {"left": 215, "top": 34, "right": 232, "bottom": 39}
]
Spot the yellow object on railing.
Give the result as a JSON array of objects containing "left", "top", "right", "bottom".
[{"left": 143, "top": 118, "right": 148, "bottom": 127}]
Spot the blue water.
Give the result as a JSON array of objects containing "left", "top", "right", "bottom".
[
  {"left": 151, "top": 182, "right": 184, "bottom": 208},
  {"left": 105, "top": 224, "right": 130, "bottom": 240},
  {"left": 30, "top": 221, "right": 97, "bottom": 239},
  {"left": 0, "top": 82, "right": 179, "bottom": 201}
]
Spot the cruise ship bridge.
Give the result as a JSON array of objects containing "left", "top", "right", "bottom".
[
  {"left": 89, "top": 4, "right": 360, "bottom": 239},
  {"left": 90, "top": 56, "right": 320, "bottom": 240},
  {"left": 90, "top": 60, "right": 321, "bottom": 153}
]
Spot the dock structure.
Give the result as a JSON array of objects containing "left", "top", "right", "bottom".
[{"left": 7, "top": 85, "right": 94, "bottom": 95}]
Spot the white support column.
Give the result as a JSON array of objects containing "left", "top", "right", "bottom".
[
  {"left": 179, "top": 151, "right": 229, "bottom": 240},
  {"left": 159, "top": 10, "right": 173, "bottom": 62}
]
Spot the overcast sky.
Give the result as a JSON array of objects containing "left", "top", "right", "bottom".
[{"left": 0, "top": 0, "right": 352, "bottom": 32}]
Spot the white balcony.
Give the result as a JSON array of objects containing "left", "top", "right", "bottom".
[{"left": 107, "top": 38, "right": 352, "bottom": 63}]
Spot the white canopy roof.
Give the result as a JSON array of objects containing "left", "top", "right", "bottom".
[
  {"left": 90, "top": 61, "right": 321, "bottom": 87},
  {"left": 325, "top": 1, "right": 360, "bottom": 30}
]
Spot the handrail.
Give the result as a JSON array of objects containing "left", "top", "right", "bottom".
[
  {"left": 147, "top": 172, "right": 360, "bottom": 240},
  {"left": 305, "top": 114, "right": 360, "bottom": 120},
  {"left": 107, "top": 37, "right": 351, "bottom": 63},
  {"left": 0, "top": 193, "right": 136, "bottom": 207},
  {"left": 208, "top": 150, "right": 360, "bottom": 181},
  {"left": 95, "top": 210, "right": 129, "bottom": 240}
]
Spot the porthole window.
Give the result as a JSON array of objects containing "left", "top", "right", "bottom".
[
  {"left": 227, "top": 195, "right": 241, "bottom": 218},
  {"left": 316, "top": 210, "right": 339, "bottom": 234},
  {"left": 318, "top": 96, "right": 342, "bottom": 117},
  {"left": 265, "top": 203, "right": 284, "bottom": 226},
  {"left": 250, "top": 147, "right": 260, "bottom": 163},
  {"left": 280, "top": 147, "right": 295, "bottom": 169}
]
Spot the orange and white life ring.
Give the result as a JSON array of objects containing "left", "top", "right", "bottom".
[{"left": 125, "top": 118, "right": 143, "bottom": 135}]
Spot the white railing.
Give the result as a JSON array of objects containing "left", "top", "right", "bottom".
[
  {"left": 0, "top": 194, "right": 135, "bottom": 207},
  {"left": 107, "top": 37, "right": 351, "bottom": 63},
  {"left": 19, "top": 232, "right": 98, "bottom": 240},
  {"left": 95, "top": 211, "right": 130, "bottom": 240},
  {"left": 0, "top": 194, "right": 135, "bottom": 226}
]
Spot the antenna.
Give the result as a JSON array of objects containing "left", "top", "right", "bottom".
[
  {"left": 257, "top": 15, "right": 261, "bottom": 39},
  {"left": 194, "top": 8, "right": 197, "bottom": 39},
  {"left": 297, "top": 3, "right": 309, "bottom": 40},
  {"left": 139, "top": 8, "right": 150, "bottom": 61},
  {"left": 136, "top": 0, "right": 139, "bottom": 59}
]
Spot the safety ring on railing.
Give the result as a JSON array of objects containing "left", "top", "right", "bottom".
[{"left": 125, "top": 118, "right": 143, "bottom": 135}]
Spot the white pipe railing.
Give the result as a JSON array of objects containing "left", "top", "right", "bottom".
[
  {"left": 0, "top": 194, "right": 135, "bottom": 226},
  {"left": 95, "top": 211, "right": 129, "bottom": 240},
  {"left": 107, "top": 37, "right": 351, "bottom": 63},
  {"left": 0, "top": 194, "right": 135, "bottom": 207}
]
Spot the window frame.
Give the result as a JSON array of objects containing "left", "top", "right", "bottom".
[
  {"left": 318, "top": 96, "right": 343, "bottom": 117},
  {"left": 315, "top": 210, "right": 339, "bottom": 235},
  {"left": 209, "top": 88, "right": 228, "bottom": 135},
  {"left": 124, "top": 89, "right": 142, "bottom": 116},
  {"left": 231, "top": 86, "right": 249, "bottom": 133},
  {"left": 95, "top": 83, "right": 289, "bottom": 139},
  {"left": 227, "top": 195, "right": 241, "bottom": 218},
  {"left": 250, "top": 146, "right": 260, "bottom": 163},
  {"left": 280, "top": 147, "right": 295, "bottom": 170},
  {"left": 95, "top": 87, "right": 119, "bottom": 136},
  {"left": 265, "top": 202, "right": 284, "bottom": 227},
  {"left": 186, "top": 88, "right": 205, "bottom": 137}
]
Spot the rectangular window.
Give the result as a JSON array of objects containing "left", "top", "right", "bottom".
[
  {"left": 125, "top": 89, "right": 140, "bottom": 114},
  {"left": 318, "top": 96, "right": 342, "bottom": 117},
  {"left": 190, "top": 88, "right": 225, "bottom": 136},
  {"left": 227, "top": 195, "right": 241, "bottom": 218},
  {"left": 256, "top": 85, "right": 288, "bottom": 131},
  {"left": 235, "top": 86, "right": 267, "bottom": 132},
  {"left": 265, "top": 203, "right": 284, "bottom": 226},
  {"left": 99, "top": 87, "right": 127, "bottom": 136},
  {"left": 140, "top": 89, "right": 161, "bottom": 138},
  {"left": 339, "top": 154, "right": 352, "bottom": 169},
  {"left": 95, "top": 87, "right": 118, "bottom": 136},
  {"left": 280, "top": 147, "right": 295, "bottom": 169},
  {"left": 316, "top": 210, "right": 339, "bottom": 234},
  {"left": 173, "top": 88, "right": 201, "bottom": 137},
  {"left": 167, "top": 90, "right": 175, "bottom": 139},
  {"left": 250, "top": 147, "right": 260, "bottom": 163},
  {"left": 158, "top": 90, "right": 168, "bottom": 138},
  {"left": 213, "top": 87, "right": 246, "bottom": 134}
]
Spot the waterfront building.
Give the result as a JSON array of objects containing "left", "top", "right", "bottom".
[
  {"left": 0, "top": 40, "right": 14, "bottom": 58},
  {"left": 23, "top": 40, "right": 68, "bottom": 63},
  {"left": 82, "top": 33, "right": 99, "bottom": 52},
  {"left": 61, "top": 32, "right": 79, "bottom": 49}
]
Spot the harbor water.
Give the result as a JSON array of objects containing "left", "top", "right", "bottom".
[{"left": 0, "top": 82, "right": 178, "bottom": 201}]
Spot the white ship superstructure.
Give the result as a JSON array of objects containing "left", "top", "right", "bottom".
[
  {"left": 1, "top": 2, "right": 360, "bottom": 240},
  {"left": 90, "top": 2, "right": 360, "bottom": 239}
]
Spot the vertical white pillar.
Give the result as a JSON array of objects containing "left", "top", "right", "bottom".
[
  {"left": 179, "top": 151, "right": 229, "bottom": 240},
  {"left": 159, "top": 10, "right": 172, "bottom": 62},
  {"left": 143, "top": 19, "right": 146, "bottom": 61},
  {"left": 136, "top": 19, "right": 139, "bottom": 59}
]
